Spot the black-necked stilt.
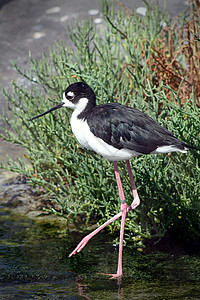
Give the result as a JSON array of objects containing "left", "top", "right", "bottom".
[{"left": 30, "top": 82, "right": 199, "bottom": 278}]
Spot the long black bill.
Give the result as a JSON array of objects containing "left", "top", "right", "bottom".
[{"left": 29, "top": 102, "right": 64, "bottom": 121}]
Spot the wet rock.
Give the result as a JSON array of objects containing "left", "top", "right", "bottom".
[{"left": 0, "top": 173, "right": 51, "bottom": 217}]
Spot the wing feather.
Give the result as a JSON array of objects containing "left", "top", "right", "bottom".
[{"left": 87, "top": 103, "right": 188, "bottom": 154}]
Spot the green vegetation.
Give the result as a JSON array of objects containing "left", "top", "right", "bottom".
[{"left": 1, "top": 1, "right": 200, "bottom": 246}]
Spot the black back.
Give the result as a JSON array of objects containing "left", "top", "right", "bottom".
[{"left": 87, "top": 103, "right": 190, "bottom": 154}]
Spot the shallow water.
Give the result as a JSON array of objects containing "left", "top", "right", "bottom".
[{"left": 0, "top": 205, "right": 200, "bottom": 299}]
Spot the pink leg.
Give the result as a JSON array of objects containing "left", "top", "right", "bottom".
[
  {"left": 109, "top": 161, "right": 127, "bottom": 278},
  {"left": 126, "top": 160, "right": 140, "bottom": 211},
  {"left": 69, "top": 160, "right": 140, "bottom": 277},
  {"left": 69, "top": 210, "right": 123, "bottom": 257},
  {"left": 69, "top": 161, "right": 127, "bottom": 259}
]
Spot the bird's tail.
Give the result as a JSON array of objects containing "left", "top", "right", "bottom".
[{"left": 185, "top": 143, "right": 200, "bottom": 151}]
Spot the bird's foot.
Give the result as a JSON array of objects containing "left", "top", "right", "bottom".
[
  {"left": 99, "top": 272, "right": 122, "bottom": 280},
  {"left": 69, "top": 236, "right": 89, "bottom": 257},
  {"left": 108, "top": 273, "right": 122, "bottom": 280}
]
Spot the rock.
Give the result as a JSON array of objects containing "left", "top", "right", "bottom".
[{"left": 0, "top": 173, "right": 51, "bottom": 217}]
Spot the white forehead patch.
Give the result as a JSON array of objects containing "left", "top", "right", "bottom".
[{"left": 67, "top": 91, "right": 75, "bottom": 97}]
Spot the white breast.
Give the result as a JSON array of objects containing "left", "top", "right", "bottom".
[
  {"left": 70, "top": 115, "right": 94, "bottom": 150},
  {"left": 70, "top": 113, "right": 139, "bottom": 161}
]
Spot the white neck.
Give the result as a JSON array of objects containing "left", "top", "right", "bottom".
[{"left": 73, "top": 97, "right": 89, "bottom": 117}]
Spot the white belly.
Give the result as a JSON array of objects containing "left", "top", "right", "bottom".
[{"left": 70, "top": 115, "right": 138, "bottom": 161}]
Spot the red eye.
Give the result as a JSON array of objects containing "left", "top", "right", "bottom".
[
  {"left": 65, "top": 91, "right": 75, "bottom": 100},
  {"left": 67, "top": 95, "right": 74, "bottom": 100}
]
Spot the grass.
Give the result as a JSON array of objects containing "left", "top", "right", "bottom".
[{"left": 0, "top": 0, "right": 200, "bottom": 247}]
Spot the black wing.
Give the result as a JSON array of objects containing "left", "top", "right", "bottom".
[{"left": 87, "top": 103, "right": 189, "bottom": 154}]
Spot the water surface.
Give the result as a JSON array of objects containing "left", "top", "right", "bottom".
[{"left": 0, "top": 205, "right": 200, "bottom": 299}]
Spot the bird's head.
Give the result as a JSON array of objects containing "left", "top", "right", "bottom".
[{"left": 29, "top": 82, "right": 96, "bottom": 121}]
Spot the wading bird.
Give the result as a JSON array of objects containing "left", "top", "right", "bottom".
[{"left": 30, "top": 82, "right": 199, "bottom": 278}]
